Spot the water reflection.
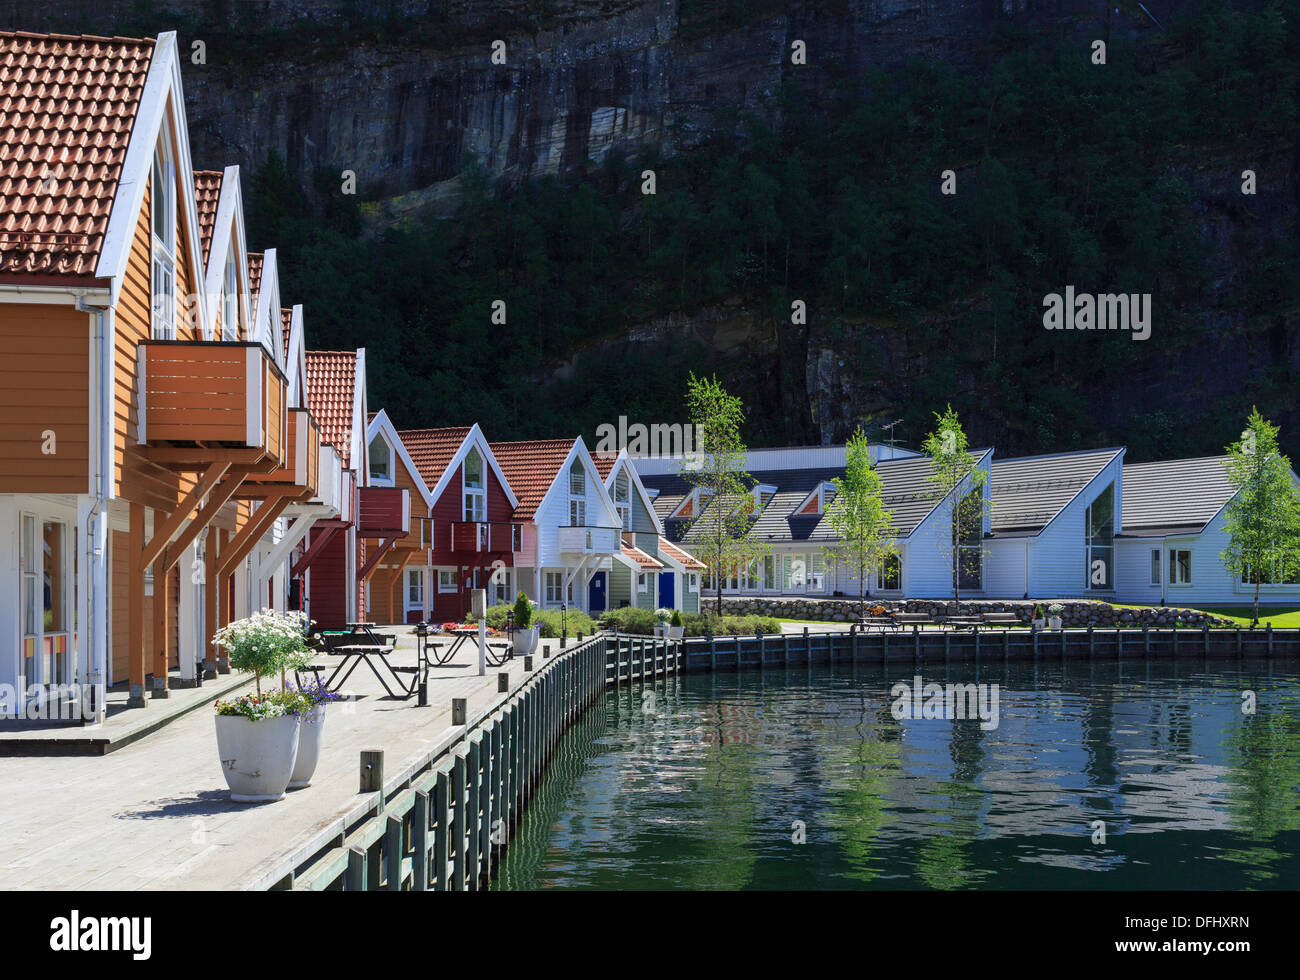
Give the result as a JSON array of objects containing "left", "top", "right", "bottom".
[{"left": 496, "top": 660, "right": 1300, "bottom": 890}]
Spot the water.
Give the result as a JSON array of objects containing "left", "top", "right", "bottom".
[{"left": 496, "top": 659, "right": 1300, "bottom": 890}]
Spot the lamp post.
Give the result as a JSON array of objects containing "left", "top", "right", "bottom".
[{"left": 561, "top": 602, "right": 568, "bottom": 649}]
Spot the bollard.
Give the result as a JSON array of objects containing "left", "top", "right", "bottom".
[
  {"left": 524, "top": 655, "right": 533, "bottom": 671},
  {"left": 360, "top": 749, "right": 384, "bottom": 804},
  {"left": 498, "top": 672, "right": 510, "bottom": 693},
  {"left": 452, "top": 698, "right": 468, "bottom": 726},
  {"left": 418, "top": 679, "right": 428, "bottom": 706}
]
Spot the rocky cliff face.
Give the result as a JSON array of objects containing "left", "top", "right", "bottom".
[{"left": 12, "top": 0, "right": 1139, "bottom": 207}]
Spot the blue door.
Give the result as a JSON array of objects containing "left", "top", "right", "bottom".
[
  {"left": 658, "top": 571, "right": 675, "bottom": 609},
  {"left": 588, "top": 572, "right": 606, "bottom": 613}
]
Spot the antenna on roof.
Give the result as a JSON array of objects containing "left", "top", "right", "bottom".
[{"left": 880, "top": 419, "right": 903, "bottom": 450}]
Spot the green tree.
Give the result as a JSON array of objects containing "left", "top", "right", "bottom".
[
  {"left": 922, "top": 406, "right": 989, "bottom": 603},
  {"left": 1220, "top": 408, "right": 1300, "bottom": 626},
  {"left": 679, "top": 374, "right": 770, "bottom": 615},
  {"left": 822, "top": 427, "right": 896, "bottom": 617}
]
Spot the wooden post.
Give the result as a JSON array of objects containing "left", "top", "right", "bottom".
[
  {"left": 498, "top": 672, "right": 510, "bottom": 693},
  {"left": 151, "top": 555, "right": 170, "bottom": 698},
  {"left": 360, "top": 749, "right": 384, "bottom": 803},
  {"left": 204, "top": 527, "right": 220, "bottom": 679},
  {"left": 127, "top": 502, "right": 147, "bottom": 708},
  {"left": 433, "top": 768, "right": 450, "bottom": 891},
  {"left": 412, "top": 790, "right": 430, "bottom": 891},
  {"left": 346, "top": 845, "right": 367, "bottom": 891},
  {"left": 385, "top": 814, "right": 404, "bottom": 891},
  {"left": 452, "top": 697, "right": 468, "bottom": 726}
]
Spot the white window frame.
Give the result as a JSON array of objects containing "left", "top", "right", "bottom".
[
  {"left": 491, "top": 566, "right": 513, "bottom": 605},
  {"left": 545, "top": 571, "right": 563, "bottom": 605},
  {"left": 688, "top": 572, "right": 699, "bottom": 592},
  {"left": 405, "top": 568, "right": 424, "bottom": 610},
  {"left": 1150, "top": 549, "right": 1161, "bottom": 586},
  {"left": 368, "top": 434, "right": 394, "bottom": 486},
  {"left": 638, "top": 572, "right": 649, "bottom": 593},
  {"left": 463, "top": 448, "right": 486, "bottom": 522},
  {"left": 151, "top": 134, "right": 177, "bottom": 340},
  {"left": 437, "top": 568, "right": 457, "bottom": 593},
  {"left": 1169, "top": 549, "right": 1193, "bottom": 586}
]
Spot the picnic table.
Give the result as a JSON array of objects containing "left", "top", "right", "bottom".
[
  {"left": 414, "top": 622, "right": 514, "bottom": 668},
  {"left": 313, "top": 622, "right": 425, "bottom": 699}
]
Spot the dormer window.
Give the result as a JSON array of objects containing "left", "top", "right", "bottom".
[
  {"left": 463, "top": 448, "right": 486, "bottom": 522},
  {"left": 568, "top": 460, "right": 585, "bottom": 526},
  {"left": 797, "top": 482, "right": 832, "bottom": 516},
  {"left": 222, "top": 249, "right": 239, "bottom": 341},
  {"left": 752, "top": 484, "right": 777, "bottom": 515},
  {"left": 368, "top": 435, "right": 392, "bottom": 485},
  {"left": 151, "top": 135, "right": 176, "bottom": 339}
]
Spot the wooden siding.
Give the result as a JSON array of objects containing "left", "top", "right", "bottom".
[
  {"left": 308, "top": 528, "right": 350, "bottom": 629},
  {"left": 0, "top": 303, "right": 89, "bottom": 493}
]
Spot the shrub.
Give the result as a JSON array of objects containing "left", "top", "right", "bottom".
[
  {"left": 600, "top": 606, "right": 658, "bottom": 634},
  {"left": 671, "top": 609, "right": 683, "bottom": 627},
  {"left": 513, "top": 590, "right": 533, "bottom": 629},
  {"left": 212, "top": 609, "right": 312, "bottom": 694},
  {"left": 533, "top": 607, "right": 597, "bottom": 638},
  {"left": 603, "top": 608, "right": 780, "bottom": 636}
]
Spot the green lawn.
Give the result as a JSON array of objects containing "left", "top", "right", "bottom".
[{"left": 1117, "top": 603, "right": 1300, "bottom": 628}]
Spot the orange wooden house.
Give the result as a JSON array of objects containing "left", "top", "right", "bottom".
[{"left": 0, "top": 31, "right": 331, "bottom": 718}]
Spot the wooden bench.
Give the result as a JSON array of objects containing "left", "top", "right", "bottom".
[
  {"left": 854, "top": 616, "right": 898, "bottom": 634},
  {"left": 942, "top": 615, "right": 983, "bottom": 630},
  {"left": 981, "top": 612, "right": 1021, "bottom": 627},
  {"left": 892, "top": 613, "right": 933, "bottom": 627}
]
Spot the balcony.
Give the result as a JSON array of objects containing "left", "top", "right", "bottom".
[
  {"left": 136, "top": 341, "right": 286, "bottom": 466},
  {"left": 556, "top": 524, "right": 620, "bottom": 555},
  {"left": 450, "top": 521, "right": 521, "bottom": 554},
  {"left": 357, "top": 486, "right": 410, "bottom": 538},
  {"left": 239, "top": 408, "right": 319, "bottom": 500},
  {"left": 308, "top": 443, "right": 343, "bottom": 516}
]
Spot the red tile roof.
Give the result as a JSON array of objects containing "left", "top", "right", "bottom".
[
  {"left": 0, "top": 32, "right": 155, "bottom": 280},
  {"left": 247, "top": 250, "right": 263, "bottom": 305},
  {"left": 304, "top": 350, "right": 356, "bottom": 467},
  {"left": 592, "top": 453, "right": 617, "bottom": 479},
  {"left": 659, "top": 538, "right": 705, "bottom": 570},
  {"left": 488, "top": 439, "right": 576, "bottom": 520},
  {"left": 397, "top": 426, "right": 472, "bottom": 491},
  {"left": 193, "top": 169, "right": 221, "bottom": 266},
  {"left": 621, "top": 542, "right": 663, "bottom": 570},
  {"left": 279, "top": 307, "right": 291, "bottom": 362}
]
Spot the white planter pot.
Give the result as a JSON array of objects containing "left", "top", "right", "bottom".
[
  {"left": 215, "top": 713, "right": 300, "bottom": 803},
  {"left": 288, "top": 705, "right": 326, "bottom": 790},
  {"left": 667, "top": 626, "right": 685, "bottom": 641},
  {"left": 1048, "top": 616, "right": 1063, "bottom": 630},
  {"left": 654, "top": 624, "right": 668, "bottom": 638},
  {"left": 1032, "top": 619, "right": 1046, "bottom": 630},
  {"left": 512, "top": 626, "right": 539, "bottom": 655}
]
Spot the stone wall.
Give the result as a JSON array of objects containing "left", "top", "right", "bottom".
[{"left": 718, "top": 596, "right": 1236, "bottom": 628}]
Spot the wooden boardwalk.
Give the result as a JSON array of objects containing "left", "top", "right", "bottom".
[{"left": 0, "top": 628, "right": 564, "bottom": 890}]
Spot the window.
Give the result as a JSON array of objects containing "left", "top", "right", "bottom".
[
  {"left": 954, "top": 489, "right": 983, "bottom": 591},
  {"left": 810, "top": 555, "right": 826, "bottom": 591},
  {"left": 369, "top": 435, "right": 392, "bottom": 484},
  {"left": 491, "top": 567, "right": 513, "bottom": 605},
  {"left": 438, "top": 569, "right": 457, "bottom": 593},
  {"left": 1085, "top": 484, "right": 1114, "bottom": 590},
  {"left": 1169, "top": 550, "right": 1192, "bottom": 585},
  {"left": 20, "top": 515, "right": 37, "bottom": 683},
  {"left": 1150, "top": 549, "right": 1161, "bottom": 586},
  {"left": 569, "top": 461, "right": 585, "bottom": 526},
  {"left": 615, "top": 472, "right": 631, "bottom": 530},
  {"left": 1240, "top": 553, "right": 1300, "bottom": 585},
  {"left": 688, "top": 573, "right": 699, "bottom": 592},
  {"left": 638, "top": 572, "right": 649, "bottom": 593},
  {"left": 545, "top": 571, "right": 563, "bottom": 605},
  {"left": 762, "top": 555, "right": 776, "bottom": 591},
  {"left": 463, "top": 448, "right": 485, "bottom": 521},
  {"left": 151, "top": 137, "right": 176, "bottom": 339},
  {"left": 511, "top": 524, "right": 522, "bottom": 552},
  {"left": 406, "top": 569, "right": 423, "bottom": 607},
  {"left": 879, "top": 553, "right": 902, "bottom": 591},
  {"left": 222, "top": 250, "right": 239, "bottom": 340}
]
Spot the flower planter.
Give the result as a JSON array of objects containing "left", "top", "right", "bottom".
[
  {"left": 287, "top": 705, "right": 325, "bottom": 790},
  {"left": 215, "top": 713, "right": 300, "bottom": 802},
  {"left": 1031, "top": 618, "right": 1046, "bottom": 630},
  {"left": 1047, "top": 616, "right": 1063, "bottom": 630},
  {"left": 667, "top": 626, "right": 685, "bottom": 641},
  {"left": 512, "top": 626, "right": 539, "bottom": 655}
]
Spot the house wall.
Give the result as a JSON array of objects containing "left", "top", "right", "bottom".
[
  {"left": 0, "top": 303, "right": 90, "bottom": 494},
  {"left": 533, "top": 454, "right": 618, "bottom": 569},
  {"left": 308, "top": 527, "right": 351, "bottom": 629}
]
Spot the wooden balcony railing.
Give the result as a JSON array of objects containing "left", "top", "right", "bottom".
[
  {"left": 241, "top": 408, "right": 319, "bottom": 499},
  {"left": 556, "top": 524, "right": 620, "bottom": 555},
  {"left": 357, "top": 486, "right": 410, "bottom": 538},
  {"left": 136, "top": 341, "right": 286, "bottom": 464},
  {"left": 449, "top": 521, "right": 521, "bottom": 553},
  {"left": 309, "top": 443, "right": 343, "bottom": 516}
]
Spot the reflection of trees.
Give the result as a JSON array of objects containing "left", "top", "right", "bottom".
[
  {"left": 914, "top": 717, "right": 990, "bottom": 891},
  {"left": 1220, "top": 697, "right": 1300, "bottom": 884},
  {"left": 819, "top": 693, "right": 902, "bottom": 885}
]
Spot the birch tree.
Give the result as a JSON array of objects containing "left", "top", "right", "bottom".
[
  {"left": 922, "top": 406, "right": 989, "bottom": 604},
  {"left": 822, "top": 426, "right": 896, "bottom": 617}
]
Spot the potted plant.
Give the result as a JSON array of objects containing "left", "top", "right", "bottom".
[
  {"left": 1031, "top": 604, "right": 1046, "bottom": 630},
  {"left": 285, "top": 677, "right": 342, "bottom": 790},
  {"left": 653, "top": 607, "right": 672, "bottom": 638},
  {"left": 1047, "top": 603, "right": 1064, "bottom": 630},
  {"left": 667, "top": 608, "right": 685, "bottom": 641},
  {"left": 511, "top": 591, "right": 539, "bottom": 655},
  {"left": 211, "top": 609, "right": 311, "bottom": 802}
]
